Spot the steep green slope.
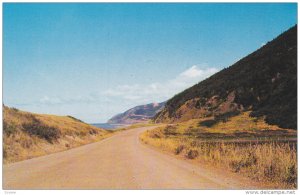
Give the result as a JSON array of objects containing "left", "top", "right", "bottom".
[{"left": 154, "top": 25, "right": 297, "bottom": 129}]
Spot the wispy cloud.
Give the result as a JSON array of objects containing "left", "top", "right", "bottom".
[
  {"left": 38, "top": 95, "right": 99, "bottom": 105},
  {"left": 102, "top": 65, "right": 218, "bottom": 104},
  {"left": 11, "top": 65, "right": 218, "bottom": 122},
  {"left": 180, "top": 65, "right": 204, "bottom": 78},
  {"left": 17, "top": 65, "right": 218, "bottom": 107}
]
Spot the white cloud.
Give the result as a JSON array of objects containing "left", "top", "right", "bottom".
[
  {"left": 180, "top": 65, "right": 203, "bottom": 78},
  {"left": 27, "top": 65, "right": 218, "bottom": 122},
  {"left": 102, "top": 65, "right": 219, "bottom": 104},
  {"left": 40, "top": 96, "right": 63, "bottom": 105},
  {"left": 38, "top": 94, "right": 98, "bottom": 105}
]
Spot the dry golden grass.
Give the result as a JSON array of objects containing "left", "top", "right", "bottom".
[
  {"left": 3, "top": 106, "right": 112, "bottom": 164},
  {"left": 141, "top": 111, "right": 297, "bottom": 189}
]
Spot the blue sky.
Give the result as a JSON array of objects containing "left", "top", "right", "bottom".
[{"left": 3, "top": 3, "right": 297, "bottom": 123}]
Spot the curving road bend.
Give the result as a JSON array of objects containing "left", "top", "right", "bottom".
[{"left": 3, "top": 126, "right": 256, "bottom": 189}]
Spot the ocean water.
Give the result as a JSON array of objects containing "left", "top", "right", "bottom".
[{"left": 91, "top": 123, "right": 126, "bottom": 130}]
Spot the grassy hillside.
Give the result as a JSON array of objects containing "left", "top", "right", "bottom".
[
  {"left": 3, "top": 106, "right": 111, "bottom": 164},
  {"left": 141, "top": 111, "right": 297, "bottom": 188},
  {"left": 146, "top": 25, "right": 297, "bottom": 188},
  {"left": 154, "top": 25, "right": 297, "bottom": 129}
]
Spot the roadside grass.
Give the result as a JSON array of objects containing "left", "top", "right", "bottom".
[
  {"left": 3, "top": 106, "right": 112, "bottom": 164},
  {"left": 140, "top": 111, "right": 297, "bottom": 188}
]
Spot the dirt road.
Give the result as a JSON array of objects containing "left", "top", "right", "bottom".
[{"left": 3, "top": 126, "right": 256, "bottom": 189}]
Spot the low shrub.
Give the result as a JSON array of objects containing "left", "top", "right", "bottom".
[
  {"left": 22, "top": 119, "right": 60, "bottom": 142},
  {"left": 67, "top": 115, "right": 85, "bottom": 123},
  {"left": 175, "top": 145, "right": 184, "bottom": 155},
  {"left": 3, "top": 145, "right": 7, "bottom": 158},
  {"left": 164, "top": 125, "right": 177, "bottom": 135},
  {"left": 199, "top": 119, "right": 217, "bottom": 127},
  {"left": 89, "top": 129, "right": 98, "bottom": 135},
  {"left": 215, "top": 111, "right": 240, "bottom": 123},
  {"left": 11, "top": 107, "right": 19, "bottom": 112},
  {"left": 3, "top": 121, "right": 17, "bottom": 136},
  {"left": 20, "top": 138, "right": 33, "bottom": 148},
  {"left": 186, "top": 149, "right": 199, "bottom": 159}
]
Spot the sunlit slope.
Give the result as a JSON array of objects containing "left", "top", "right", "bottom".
[
  {"left": 3, "top": 106, "right": 110, "bottom": 163},
  {"left": 154, "top": 25, "right": 297, "bottom": 129}
]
